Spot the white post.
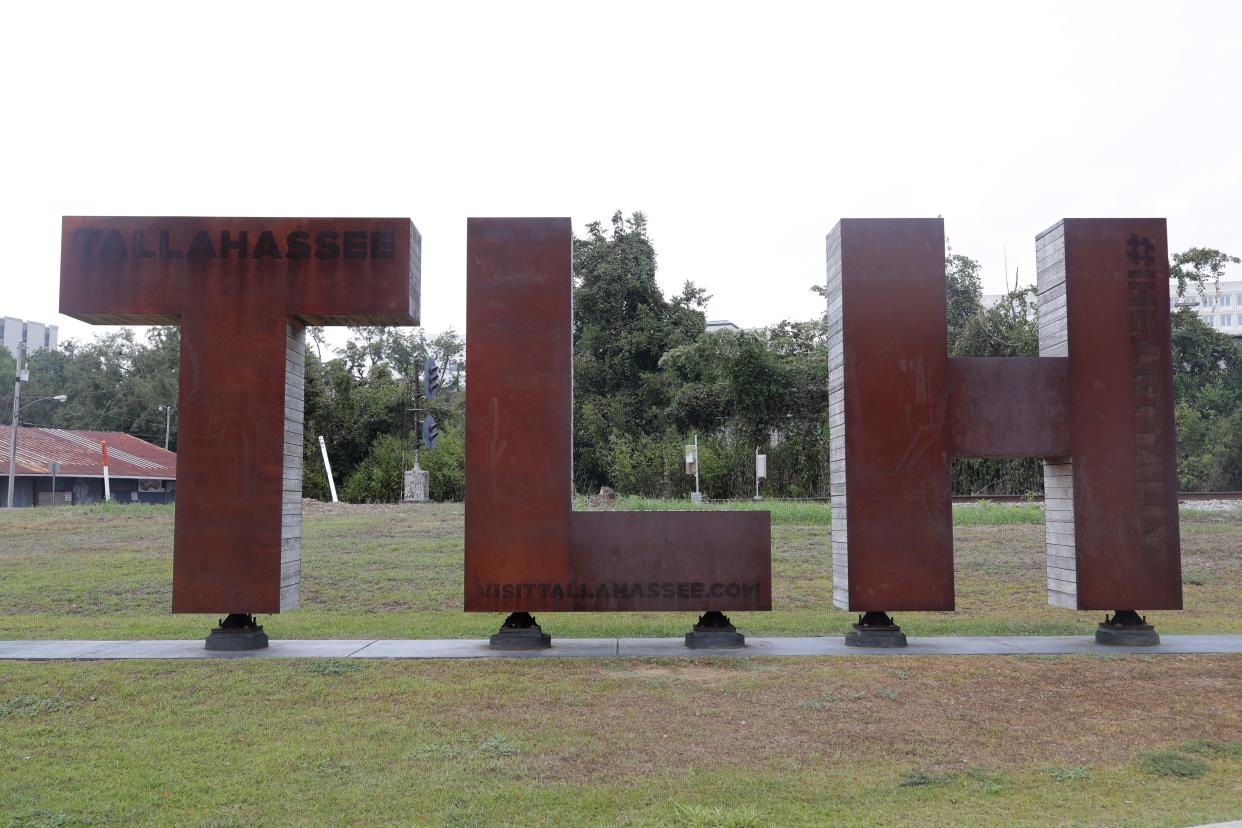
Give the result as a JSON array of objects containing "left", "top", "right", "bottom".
[
  {"left": 318, "top": 435, "right": 338, "bottom": 503},
  {"left": 754, "top": 447, "right": 767, "bottom": 501},
  {"left": 102, "top": 439, "right": 111, "bottom": 502},
  {"left": 694, "top": 433, "right": 700, "bottom": 501}
]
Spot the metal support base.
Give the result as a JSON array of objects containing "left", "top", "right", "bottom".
[
  {"left": 845, "top": 611, "right": 908, "bottom": 648},
  {"left": 489, "top": 612, "right": 551, "bottom": 650},
  {"left": 1095, "top": 610, "right": 1160, "bottom": 646},
  {"left": 204, "top": 613, "right": 269, "bottom": 651},
  {"left": 685, "top": 611, "right": 745, "bottom": 649}
]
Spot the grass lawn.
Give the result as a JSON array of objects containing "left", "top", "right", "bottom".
[
  {"left": 2, "top": 500, "right": 1241, "bottom": 825},
  {"left": 2, "top": 656, "right": 1240, "bottom": 826},
  {"left": 1, "top": 499, "right": 1239, "bottom": 640}
]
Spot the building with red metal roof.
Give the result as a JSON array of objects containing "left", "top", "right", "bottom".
[{"left": 1, "top": 426, "right": 176, "bottom": 507}]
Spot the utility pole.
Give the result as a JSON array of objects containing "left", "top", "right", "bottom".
[
  {"left": 413, "top": 360, "right": 423, "bottom": 470},
  {"left": 6, "top": 343, "right": 25, "bottom": 509},
  {"left": 402, "top": 357, "right": 437, "bottom": 506},
  {"left": 159, "top": 404, "right": 173, "bottom": 451}
]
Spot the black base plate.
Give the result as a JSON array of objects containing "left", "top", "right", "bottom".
[
  {"left": 685, "top": 629, "right": 746, "bottom": 649},
  {"left": 489, "top": 627, "right": 552, "bottom": 650},
  {"left": 1095, "top": 625, "right": 1160, "bottom": 646},
  {"left": 845, "top": 627, "right": 908, "bottom": 648},
  {"left": 204, "top": 628, "right": 269, "bottom": 651}
]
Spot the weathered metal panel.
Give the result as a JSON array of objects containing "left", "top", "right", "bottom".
[
  {"left": 170, "top": 274, "right": 288, "bottom": 611},
  {"left": 946, "top": 357, "right": 1072, "bottom": 458},
  {"left": 464, "top": 218, "right": 575, "bottom": 612},
  {"left": 1054, "top": 218, "right": 1182, "bottom": 609},
  {"left": 464, "top": 217, "right": 773, "bottom": 613},
  {"left": 59, "top": 216, "right": 420, "bottom": 613},
  {"left": 60, "top": 217, "right": 419, "bottom": 325},
  {"left": 567, "top": 512, "right": 772, "bottom": 611},
  {"left": 830, "top": 218, "right": 954, "bottom": 611}
]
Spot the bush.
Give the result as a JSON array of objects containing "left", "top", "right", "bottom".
[
  {"left": 340, "top": 434, "right": 403, "bottom": 503},
  {"left": 420, "top": 423, "right": 465, "bottom": 501},
  {"left": 339, "top": 428, "right": 466, "bottom": 503}
]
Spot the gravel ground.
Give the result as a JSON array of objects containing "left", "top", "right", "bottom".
[{"left": 1179, "top": 499, "right": 1242, "bottom": 512}]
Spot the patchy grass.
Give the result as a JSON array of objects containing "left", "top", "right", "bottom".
[
  {"left": 900, "top": 768, "right": 952, "bottom": 787},
  {"left": 2, "top": 502, "right": 1241, "bottom": 824},
  {"left": 0, "top": 695, "right": 73, "bottom": 718},
  {"left": 301, "top": 659, "right": 368, "bottom": 676},
  {"left": 1, "top": 655, "right": 1240, "bottom": 826},
  {"left": 1136, "top": 751, "right": 1210, "bottom": 778},
  {"left": 671, "top": 802, "right": 761, "bottom": 827},
  {"left": 2, "top": 500, "right": 1241, "bottom": 639},
  {"left": 1179, "top": 738, "right": 1242, "bottom": 759}
]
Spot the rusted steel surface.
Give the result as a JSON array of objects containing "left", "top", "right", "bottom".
[
  {"left": 568, "top": 512, "right": 771, "bottom": 611},
  {"left": 60, "top": 217, "right": 419, "bottom": 325},
  {"left": 946, "top": 357, "right": 1071, "bottom": 458},
  {"left": 60, "top": 217, "right": 420, "bottom": 613},
  {"left": 464, "top": 218, "right": 772, "bottom": 613},
  {"left": 174, "top": 296, "right": 287, "bottom": 612},
  {"left": 1055, "top": 218, "right": 1182, "bottom": 609},
  {"left": 831, "top": 218, "right": 955, "bottom": 611},
  {"left": 0, "top": 426, "right": 175, "bottom": 478},
  {"left": 464, "top": 218, "right": 574, "bottom": 611},
  {"left": 827, "top": 217, "right": 1182, "bottom": 614}
]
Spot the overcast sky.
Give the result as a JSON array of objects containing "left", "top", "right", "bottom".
[{"left": 3, "top": 0, "right": 1240, "bottom": 350}]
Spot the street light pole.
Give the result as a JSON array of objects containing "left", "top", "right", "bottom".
[
  {"left": 5, "top": 339, "right": 67, "bottom": 509},
  {"left": 6, "top": 343, "right": 25, "bottom": 509},
  {"left": 160, "top": 404, "right": 172, "bottom": 451}
]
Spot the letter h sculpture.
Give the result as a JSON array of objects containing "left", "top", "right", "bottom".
[{"left": 826, "top": 219, "right": 1180, "bottom": 646}]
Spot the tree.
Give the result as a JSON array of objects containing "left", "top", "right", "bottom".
[
  {"left": 6, "top": 328, "right": 181, "bottom": 447},
  {"left": 945, "top": 252, "right": 984, "bottom": 353},
  {"left": 1169, "top": 308, "right": 1242, "bottom": 490},
  {"left": 571, "top": 211, "right": 708, "bottom": 492},
  {"left": 1170, "top": 248, "right": 1240, "bottom": 299},
  {"left": 952, "top": 285, "right": 1039, "bottom": 358},
  {"left": 301, "top": 326, "right": 466, "bottom": 501}
]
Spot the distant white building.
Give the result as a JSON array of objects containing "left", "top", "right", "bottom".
[
  {"left": 1172, "top": 280, "right": 1242, "bottom": 339},
  {"left": 1, "top": 317, "right": 58, "bottom": 356},
  {"left": 705, "top": 319, "right": 741, "bottom": 333},
  {"left": 981, "top": 284, "right": 1242, "bottom": 340}
]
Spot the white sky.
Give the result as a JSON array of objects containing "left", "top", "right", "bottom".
[{"left": 2, "top": 0, "right": 1240, "bottom": 351}]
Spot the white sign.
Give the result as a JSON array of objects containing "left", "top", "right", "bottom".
[{"left": 756, "top": 453, "right": 767, "bottom": 479}]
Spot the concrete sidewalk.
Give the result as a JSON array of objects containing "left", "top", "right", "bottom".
[{"left": 2, "top": 634, "right": 1241, "bottom": 660}]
